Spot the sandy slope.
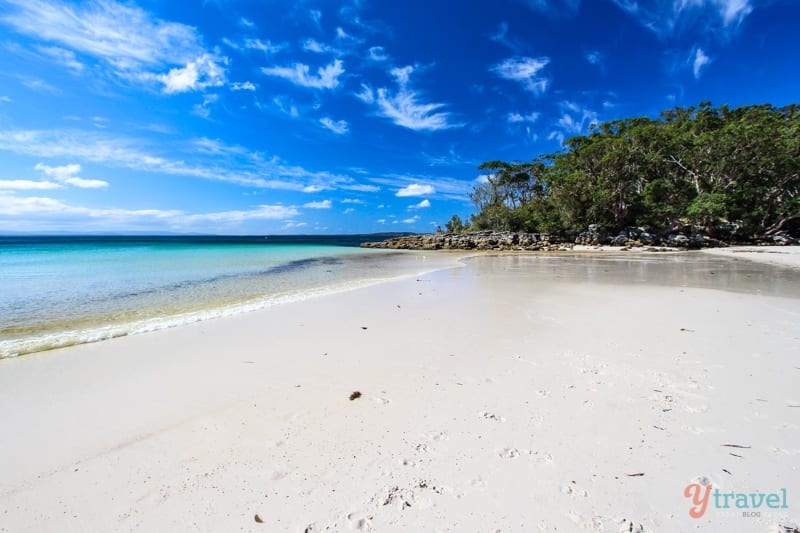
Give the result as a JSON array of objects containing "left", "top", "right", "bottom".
[{"left": 1, "top": 253, "right": 798, "bottom": 532}]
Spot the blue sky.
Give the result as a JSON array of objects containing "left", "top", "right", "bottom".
[{"left": 0, "top": 0, "right": 798, "bottom": 234}]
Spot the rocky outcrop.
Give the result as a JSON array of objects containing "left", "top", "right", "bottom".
[
  {"left": 362, "top": 231, "right": 573, "bottom": 251},
  {"left": 362, "top": 226, "right": 796, "bottom": 251}
]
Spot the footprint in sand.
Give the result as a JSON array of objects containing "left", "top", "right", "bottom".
[
  {"left": 346, "top": 511, "right": 374, "bottom": 531},
  {"left": 481, "top": 411, "right": 506, "bottom": 422}
]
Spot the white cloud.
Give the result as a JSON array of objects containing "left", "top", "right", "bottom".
[
  {"left": 261, "top": 59, "right": 344, "bottom": 89},
  {"left": 507, "top": 112, "right": 540, "bottom": 123},
  {"left": 303, "top": 199, "right": 332, "bottom": 209},
  {"left": 341, "top": 198, "right": 364, "bottom": 204},
  {"left": 376, "top": 218, "right": 386, "bottom": 224},
  {"left": 491, "top": 57, "right": 551, "bottom": 94},
  {"left": 239, "top": 17, "right": 255, "bottom": 28},
  {"left": 692, "top": 47, "right": 712, "bottom": 79},
  {"left": 0, "top": 179, "right": 61, "bottom": 190},
  {"left": 359, "top": 66, "right": 461, "bottom": 132},
  {"left": 34, "top": 162, "right": 108, "bottom": 188},
  {"left": 1, "top": 0, "right": 227, "bottom": 92},
  {"left": 283, "top": 221, "right": 308, "bottom": 230},
  {"left": 343, "top": 207, "right": 355, "bottom": 214},
  {"left": 0, "top": 96, "right": 11, "bottom": 103},
  {"left": 231, "top": 81, "right": 256, "bottom": 91},
  {"left": 402, "top": 216, "right": 420, "bottom": 224},
  {"left": 320, "top": 117, "right": 349, "bottom": 134},
  {"left": 159, "top": 54, "right": 227, "bottom": 94},
  {"left": 396, "top": 183, "right": 435, "bottom": 197},
  {"left": 302, "top": 185, "right": 327, "bottom": 193},
  {"left": 409, "top": 199, "right": 431, "bottom": 209}
]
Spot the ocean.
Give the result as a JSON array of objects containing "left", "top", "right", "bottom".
[{"left": 0, "top": 235, "right": 456, "bottom": 358}]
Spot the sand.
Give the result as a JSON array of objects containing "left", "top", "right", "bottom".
[{"left": 1, "top": 252, "right": 798, "bottom": 532}]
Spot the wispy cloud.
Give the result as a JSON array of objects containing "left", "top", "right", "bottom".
[
  {"left": 0, "top": 129, "right": 376, "bottom": 194},
  {"left": 261, "top": 59, "right": 344, "bottom": 89},
  {"left": 521, "top": 0, "right": 581, "bottom": 14},
  {"left": 34, "top": 163, "right": 108, "bottom": 188},
  {"left": 548, "top": 101, "right": 599, "bottom": 144},
  {"left": 396, "top": 183, "right": 435, "bottom": 197},
  {"left": 0, "top": 192, "right": 298, "bottom": 231},
  {"left": 692, "top": 47, "right": 712, "bottom": 78},
  {"left": 303, "top": 39, "right": 342, "bottom": 55},
  {"left": 585, "top": 50, "right": 603, "bottom": 66},
  {"left": 357, "top": 66, "right": 461, "bottom": 132},
  {"left": 36, "top": 45, "right": 84, "bottom": 73},
  {"left": 368, "top": 46, "right": 389, "bottom": 61},
  {"left": 409, "top": 199, "right": 431, "bottom": 209},
  {"left": 192, "top": 94, "right": 219, "bottom": 119},
  {"left": 1, "top": 0, "right": 228, "bottom": 93},
  {"left": 491, "top": 56, "right": 551, "bottom": 94},
  {"left": 0, "top": 180, "right": 61, "bottom": 190},
  {"left": 231, "top": 81, "right": 256, "bottom": 91},
  {"left": 320, "top": 117, "right": 349, "bottom": 135},
  {"left": 611, "top": 0, "right": 754, "bottom": 38},
  {"left": 507, "top": 112, "right": 541, "bottom": 123},
  {"left": 245, "top": 38, "right": 286, "bottom": 54}
]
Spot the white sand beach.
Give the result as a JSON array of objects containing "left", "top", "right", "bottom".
[{"left": 1, "top": 252, "right": 798, "bottom": 532}]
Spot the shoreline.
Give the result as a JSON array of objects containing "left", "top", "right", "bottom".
[{"left": 1, "top": 252, "right": 798, "bottom": 532}]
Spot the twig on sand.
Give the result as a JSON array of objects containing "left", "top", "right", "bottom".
[
  {"left": 626, "top": 473, "right": 645, "bottom": 477},
  {"left": 721, "top": 444, "right": 751, "bottom": 449},
  {"left": 349, "top": 391, "right": 362, "bottom": 401}
]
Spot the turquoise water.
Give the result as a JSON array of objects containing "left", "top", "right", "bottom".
[{"left": 0, "top": 236, "right": 455, "bottom": 357}]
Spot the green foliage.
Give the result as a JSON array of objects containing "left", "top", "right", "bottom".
[
  {"left": 452, "top": 102, "right": 800, "bottom": 238},
  {"left": 444, "top": 214, "right": 468, "bottom": 233}
]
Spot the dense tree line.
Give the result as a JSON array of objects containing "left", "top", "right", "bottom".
[{"left": 449, "top": 102, "right": 800, "bottom": 239}]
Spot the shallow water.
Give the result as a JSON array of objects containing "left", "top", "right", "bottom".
[
  {"left": 0, "top": 236, "right": 459, "bottom": 357},
  {"left": 463, "top": 252, "right": 800, "bottom": 299}
]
